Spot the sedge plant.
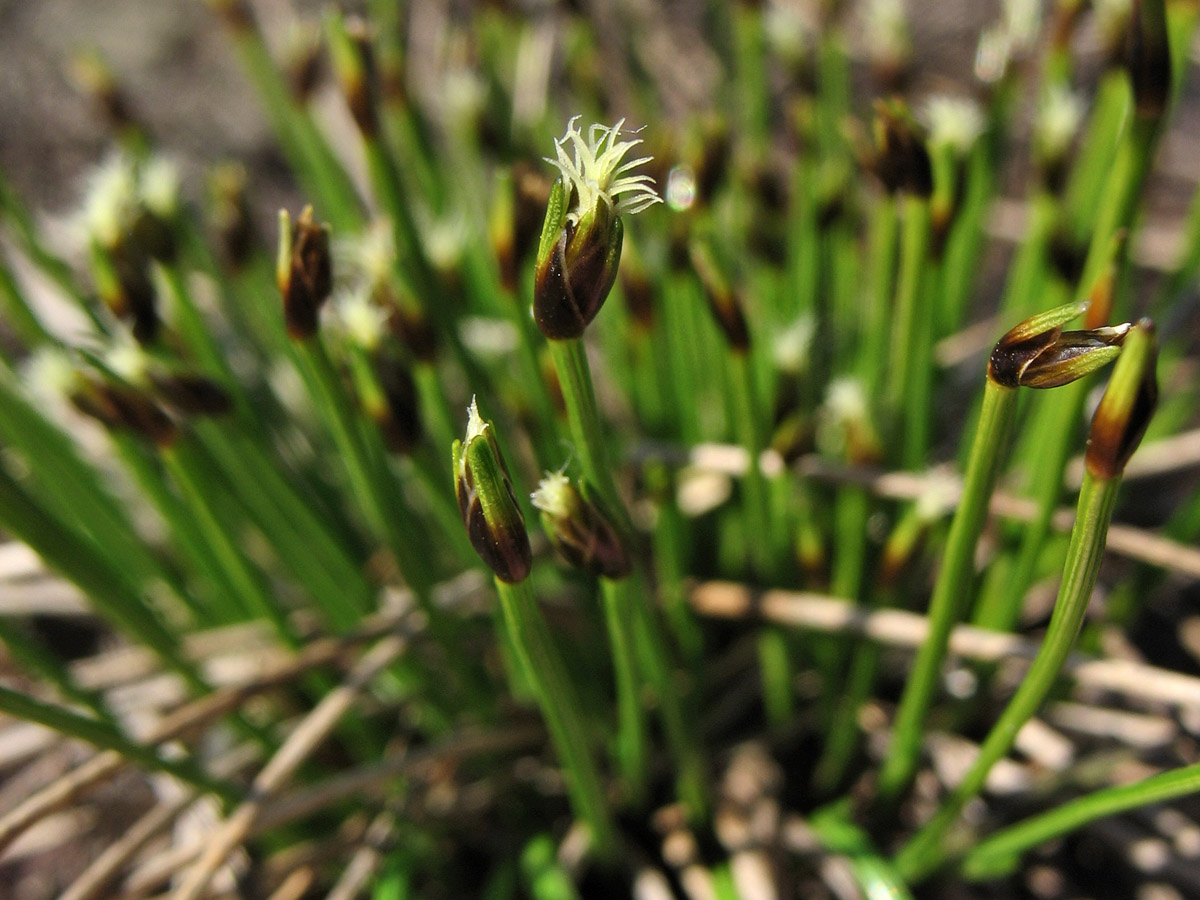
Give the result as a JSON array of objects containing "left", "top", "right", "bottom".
[{"left": 0, "top": 1, "right": 1199, "bottom": 897}]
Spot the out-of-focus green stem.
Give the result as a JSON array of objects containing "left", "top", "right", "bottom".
[
  {"left": 0, "top": 684, "right": 238, "bottom": 803},
  {"left": 545, "top": 337, "right": 626, "bottom": 532},
  {"left": 600, "top": 576, "right": 648, "bottom": 806},
  {"left": 960, "top": 761, "right": 1200, "bottom": 881}
]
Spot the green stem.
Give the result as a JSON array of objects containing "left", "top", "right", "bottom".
[
  {"left": 887, "top": 195, "right": 932, "bottom": 466},
  {"left": 162, "top": 443, "right": 296, "bottom": 643},
  {"left": 961, "top": 761, "right": 1200, "bottom": 881},
  {"left": 0, "top": 461, "right": 206, "bottom": 696},
  {"left": 545, "top": 338, "right": 625, "bottom": 529},
  {"left": 876, "top": 380, "right": 1017, "bottom": 806},
  {"left": 600, "top": 576, "right": 648, "bottom": 806},
  {"left": 729, "top": 352, "right": 774, "bottom": 577},
  {"left": 895, "top": 471, "right": 1121, "bottom": 881},
  {"left": 0, "top": 684, "right": 238, "bottom": 803},
  {"left": 494, "top": 576, "right": 618, "bottom": 859},
  {"left": 222, "top": 20, "right": 360, "bottom": 231}
]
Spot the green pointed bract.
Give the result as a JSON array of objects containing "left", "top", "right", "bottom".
[
  {"left": 1086, "top": 319, "right": 1159, "bottom": 479},
  {"left": 453, "top": 401, "right": 532, "bottom": 584}
]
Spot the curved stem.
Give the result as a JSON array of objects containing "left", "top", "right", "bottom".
[
  {"left": 895, "top": 472, "right": 1120, "bottom": 881},
  {"left": 960, "top": 761, "right": 1200, "bottom": 881}
]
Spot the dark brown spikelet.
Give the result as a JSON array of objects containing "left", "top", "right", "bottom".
[
  {"left": 453, "top": 405, "right": 532, "bottom": 584},
  {"left": 1126, "top": 0, "right": 1171, "bottom": 121},
  {"left": 69, "top": 50, "right": 139, "bottom": 135},
  {"left": 107, "top": 249, "right": 159, "bottom": 346},
  {"left": 690, "top": 242, "right": 750, "bottom": 353},
  {"left": 382, "top": 287, "right": 438, "bottom": 363},
  {"left": 988, "top": 301, "right": 1127, "bottom": 390},
  {"left": 375, "top": 352, "right": 422, "bottom": 455},
  {"left": 534, "top": 212, "right": 623, "bottom": 341},
  {"left": 148, "top": 373, "right": 233, "bottom": 417},
  {"left": 533, "top": 474, "right": 631, "bottom": 580},
  {"left": 1086, "top": 319, "right": 1158, "bottom": 479},
  {"left": 71, "top": 379, "right": 177, "bottom": 446},
  {"left": 208, "top": 163, "right": 257, "bottom": 270},
  {"left": 278, "top": 207, "right": 333, "bottom": 340},
  {"left": 205, "top": 0, "right": 254, "bottom": 32},
  {"left": 873, "top": 99, "right": 933, "bottom": 197},
  {"left": 329, "top": 16, "right": 380, "bottom": 138}
]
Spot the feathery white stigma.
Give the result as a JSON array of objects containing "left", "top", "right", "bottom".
[
  {"left": 530, "top": 470, "right": 572, "bottom": 515},
  {"left": 547, "top": 116, "right": 662, "bottom": 223}
]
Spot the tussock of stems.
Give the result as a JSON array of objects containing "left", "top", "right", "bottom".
[{"left": 3, "top": 4, "right": 1200, "bottom": 897}]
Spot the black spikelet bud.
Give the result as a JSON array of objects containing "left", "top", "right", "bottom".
[
  {"left": 872, "top": 99, "right": 933, "bottom": 197},
  {"left": 147, "top": 372, "right": 233, "bottom": 417},
  {"left": 70, "top": 374, "right": 177, "bottom": 447},
  {"left": 691, "top": 242, "right": 750, "bottom": 353},
  {"left": 531, "top": 472, "right": 631, "bottom": 580},
  {"left": 327, "top": 14, "right": 380, "bottom": 137},
  {"left": 375, "top": 351, "right": 423, "bottom": 455}
]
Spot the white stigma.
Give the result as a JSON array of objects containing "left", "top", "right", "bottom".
[
  {"left": 465, "top": 395, "right": 488, "bottom": 443},
  {"left": 547, "top": 116, "right": 662, "bottom": 224},
  {"left": 530, "top": 470, "right": 572, "bottom": 516}
]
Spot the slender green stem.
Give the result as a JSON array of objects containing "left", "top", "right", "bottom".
[
  {"left": 887, "top": 195, "right": 932, "bottom": 466},
  {"left": 0, "top": 460, "right": 206, "bottom": 695},
  {"left": 221, "top": 21, "right": 361, "bottom": 231},
  {"left": 494, "top": 576, "right": 618, "bottom": 859},
  {"left": 0, "top": 618, "right": 113, "bottom": 723},
  {"left": 545, "top": 337, "right": 625, "bottom": 530},
  {"left": 895, "top": 472, "right": 1121, "bottom": 881},
  {"left": 547, "top": 335, "right": 707, "bottom": 816},
  {"left": 729, "top": 352, "right": 774, "bottom": 576},
  {"left": 876, "top": 379, "right": 1017, "bottom": 806},
  {"left": 0, "top": 249, "right": 52, "bottom": 347},
  {"left": 809, "top": 803, "right": 917, "bottom": 900},
  {"left": 600, "top": 576, "right": 648, "bottom": 806},
  {"left": 0, "top": 684, "right": 238, "bottom": 803},
  {"left": 628, "top": 573, "right": 710, "bottom": 821},
  {"left": 862, "top": 194, "right": 898, "bottom": 395},
  {"left": 960, "top": 761, "right": 1200, "bottom": 881},
  {"left": 162, "top": 443, "right": 296, "bottom": 642}
]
